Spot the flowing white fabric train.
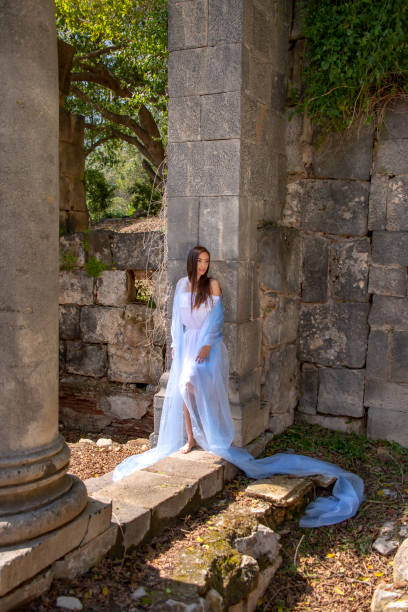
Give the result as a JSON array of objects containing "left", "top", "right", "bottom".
[{"left": 113, "top": 277, "right": 364, "bottom": 528}]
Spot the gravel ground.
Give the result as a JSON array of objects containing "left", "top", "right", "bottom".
[{"left": 63, "top": 428, "right": 149, "bottom": 481}]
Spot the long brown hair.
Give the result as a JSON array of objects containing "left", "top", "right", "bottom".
[{"left": 187, "top": 246, "right": 212, "bottom": 310}]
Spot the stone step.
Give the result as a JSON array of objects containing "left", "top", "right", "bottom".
[
  {"left": 85, "top": 435, "right": 273, "bottom": 556},
  {"left": 125, "top": 470, "right": 322, "bottom": 612}
]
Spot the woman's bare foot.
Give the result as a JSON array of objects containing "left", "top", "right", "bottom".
[{"left": 180, "top": 439, "right": 196, "bottom": 454}]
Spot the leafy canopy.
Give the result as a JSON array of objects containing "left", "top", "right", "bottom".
[
  {"left": 56, "top": 0, "right": 168, "bottom": 172},
  {"left": 296, "top": 0, "right": 408, "bottom": 133},
  {"left": 56, "top": 0, "right": 167, "bottom": 107}
]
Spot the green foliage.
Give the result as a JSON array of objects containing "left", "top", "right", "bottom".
[
  {"left": 296, "top": 0, "right": 408, "bottom": 133},
  {"left": 262, "top": 424, "right": 374, "bottom": 469},
  {"left": 134, "top": 279, "right": 156, "bottom": 307},
  {"left": 129, "top": 179, "right": 161, "bottom": 216},
  {"left": 60, "top": 249, "right": 78, "bottom": 271},
  {"left": 85, "top": 255, "right": 107, "bottom": 278},
  {"left": 84, "top": 168, "right": 116, "bottom": 221},
  {"left": 86, "top": 141, "right": 161, "bottom": 219},
  {"left": 56, "top": 0, "right": 168, "bottom": 156}
]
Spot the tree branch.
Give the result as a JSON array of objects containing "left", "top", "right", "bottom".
[
  {"left": 71, "top": 64, "right": 134, "bottom": 98},
  {"left": 71, "top": 86, "right": 164, "bottom": 171},
  {"left": 85, "top": 136, "right": 112, "bottom": 156},
  {"left": 73, "top": 45, "right": 123, "bottom": 64}
]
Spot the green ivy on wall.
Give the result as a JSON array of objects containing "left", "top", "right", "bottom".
[{"left": 295, "top": 0, "right": 408, "bottom": 133}]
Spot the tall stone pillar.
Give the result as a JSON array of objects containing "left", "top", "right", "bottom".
[
  {"left": 0, "top": 1, "right": 87, "bottom": 547},
  {"left": 164, "top": 0, "right": 291, "bottom": 445}
]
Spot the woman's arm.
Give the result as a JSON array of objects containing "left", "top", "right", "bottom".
[
  {"left": 210, "top": 278, "right": 221, "bottom": 296},
  {"left": 196, "top": 279, "right": 222, "bottom": 363}
]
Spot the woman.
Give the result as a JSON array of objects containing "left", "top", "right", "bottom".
[{"left": 113, "top": 246, "right": 364, "bottom": 528}]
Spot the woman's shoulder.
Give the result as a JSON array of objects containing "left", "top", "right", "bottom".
[
  {"left": 209, "top": 277, "right": 221, "bottom": 296},
  {"left": 176, "top": 276, "right": 189, "bottom": 288}
]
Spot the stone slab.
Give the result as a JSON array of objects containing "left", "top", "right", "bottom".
[
  {"left": 231, "top": 398, "right": 269, "bottom": 447},
  {"left": 167, "top": 197, "right": 199, "bottom": 259},
  {"left": 168, "top": 97, "right": 200, "bottom": 143},
  {"left": 258, "top": 226, "right": 302, "bottom": 295},
  {"left": 110, "top": 503, "right": 151, "bottom": 554},
  {"left": 59, "top": 271, "right": 94, "bottom": 305},
  {"left": 372, "top": 231, "right": 408, "bottom": 266},
  {"left": 111, "top": 232, "right": 163, "bottom": 270},
  {"left": 268, "top": 411, "right": 295, "bottom": 436},
  {"left": 369, "top": 296, "right": 408, "bottom": 331},
  {"left": 375, "top": 140, "right": 408, "bottom": 176},
  {"left": 84, "top": 471, "right": 114, "bottom": 495},
  {"left": 80, "top": 498, "right": 113, "bottom": 546},
  {"left": 80, "top": 306, "right": 124, "bottom": 344},
  {"left": 302, "top": 236, "right": 328, "bottom": 302},
  {"left": 299, "top": 364, "right": 318, "bottom": 415},
  {"left": 298, "top": 303, "right": 369, "bottom": 367},
  {"left": 296, "top": 412, "right": 365, "bottom": 435},
  {"left": 382, "top": 100, "right": 408, "bottom": 139},
  {"left": 59, "top": 305, "right": 80, "bottom": 340},
  {"left": 167, "top": 140, "right": 241, "bottom": 197},
  {"left": 366, "top": 329, "right": 389, "bottom": 379},
  {"left": 0, "top": 499, "right": 110, "bottom": 597},
  {"left": 286, "top": 179, "right": 369, "bottom": 236},
  {"left": 364, "top": 379, "right": 408, "bottom": 413},
  {"left": 386, "top": 175, "right": 408, "bottom": 231},
  {"left": 312, "top": 126, "right": 374, "bottom": 180},
  {"left": 367, "top": 406, "right": 408, "bottom": 448},
  {"left": 0, "top": 568, "right": 53, "bottom": 612},
  {"left": 368, "top": 264, "right": 407, "bottom": 297},
  {"left": 394, "top": 538, "right": 408, "bottom": 587},
  {"left": 66, "top": 340, "right": 107, "bottom": 377},
  {"left": 168, "top": 44, "right": 242, "bottom": 98},
  {"left": 107, "top": 344, "right": 163, "bottom": 384},
  {"left": 92, "top": 470, "right": 199, "bottom": 526},
  {"left": 198, "top": 196, "right": 240, "bottom": 260},
  {"left": 208, "top": 0, "right": 243, "bottom": 45},
  {"left": 53, "top": 524, "right": 118, "bottom": 579},
  {"left": 88, "top": 230, "right": 113, "bottom": 266},
  {"left": 168, "top": 0, "right": 208, "bottom": 51},
  {"left": 200, "top": 91, "right": 241, "bottom": 140},
  {"left": 368, "top": 174, "right": 388, "bottom": 231},
  {"left": 262, "top": 344, "right": 298, "bottom": 416},
  {"left": 390, "top": 331, "right": 408, "bottom": 383},
  {"left": 95, "top": 270, "right": 128, "bottom": 307},
  {"left": 318, "top": 368, "right": 365, "bottom": 418},
  {"left": 244, "top": 475, "right": 313, "bottom": 507},
  {"left": 144, "top": 455, "right": 224, "bottom": 501},
  {"left": 328, "top": 238, "right": 369, "bottom": 302}
]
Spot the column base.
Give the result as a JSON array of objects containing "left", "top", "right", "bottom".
[
  {"left": 0, "top": 476, "right": 88, "bottom": 547},
  {"left": 0, "top": 497, "right": 112, "bottom": 607}
]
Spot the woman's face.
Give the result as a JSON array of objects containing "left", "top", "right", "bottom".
[{"left": 196, "top": 251, "right": 210, "bottom": 279}]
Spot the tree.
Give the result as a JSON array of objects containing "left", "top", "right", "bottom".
[{"left": 56, "top": 0, "right": 167, "bottom": 181}]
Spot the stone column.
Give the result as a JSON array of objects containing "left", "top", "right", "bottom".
[
  {"left": 163, "top": 0, "right": 291, "bottom": 446},
  {"left": 0, "top": 0, "right": 87, "bottom": 547}
]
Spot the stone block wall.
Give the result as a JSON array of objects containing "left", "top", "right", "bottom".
[
  {"left": 59, "top": 108, "right": 89, "bottom": 233},
  {"left": 280, "top": 6, "right": 408, "bottom": 446},
  {"left": 59, "top": 229, "right": 165, "bottom": 436},
  {"left": 365, "top": 103, "right": 408, "bottom": 446},
  {"left": 165, "top": 0, "right": 294, "bottom": 446}
]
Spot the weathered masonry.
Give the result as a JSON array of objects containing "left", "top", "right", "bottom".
[
  {"left": 163, "top": 0, "right": 408, "bottom": 448},
  {"left": 59, "top": 229, "right": 165, "bottom": 436}
]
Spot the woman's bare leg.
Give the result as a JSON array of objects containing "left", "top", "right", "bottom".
[{"left": 180, "top": 383, "right": 196, "bottom": 453}]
